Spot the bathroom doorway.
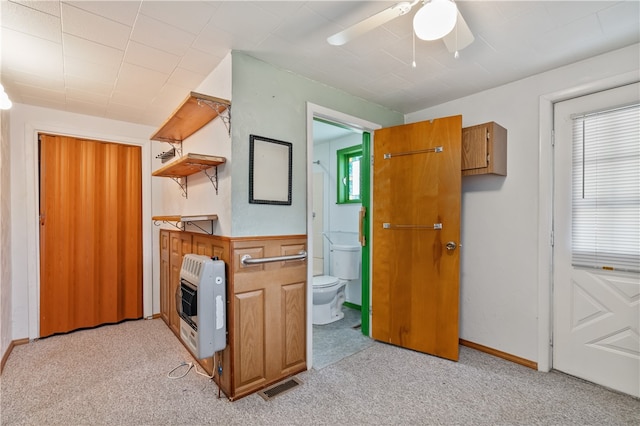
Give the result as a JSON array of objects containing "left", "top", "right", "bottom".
[{"left": 310, "top": 116, "right": 373, "bottom": 369}]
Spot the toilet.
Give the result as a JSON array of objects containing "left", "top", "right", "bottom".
[{"left": 312, "top": 244, "right": 360, "bottom": 325}]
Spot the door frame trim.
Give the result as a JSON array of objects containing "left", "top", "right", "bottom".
[
  {"left": 24, "top": 123, "right": 152, "bottom": 339},
  {"left": 305, "top": 102, "right": 381, "bottom": 369},
  {"left": 537, "top": 70, "right": 639, "bottom": 372}
]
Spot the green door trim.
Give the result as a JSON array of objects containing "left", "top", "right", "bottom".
[{"left": 360, "top": 131, "right": 371, "bottom": 336}]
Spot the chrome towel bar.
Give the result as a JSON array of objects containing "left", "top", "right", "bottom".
[{"left": 241, "top": 250, "right": 307, "bottom": 266}]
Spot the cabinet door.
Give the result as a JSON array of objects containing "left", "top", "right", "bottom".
[
  {"left": 462, "top": 124, "right": 489, "bottom": 171},
  {"left": 169, "top": 232, "right": 192, "bottom": 335},
  {"left": 159, "top": 230, "right": 171, "bottom": 326},
  {"left": 462, "top": 122, "right": 507, "bottom": 176},
  {"left": 231, "top": 239, "right": 307, "bottom": 398}
]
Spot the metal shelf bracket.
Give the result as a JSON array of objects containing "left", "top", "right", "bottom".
[
  {"left": 199, "top": 99, "right": 231, "bottom": 137},
  {"left": 170, "top": 177, "right": 188, "bottom": 198},
  {"left": 203, "top": 166, "right": 219, "bottom": 194}
]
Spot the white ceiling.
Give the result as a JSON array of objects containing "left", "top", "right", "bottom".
[{"left": 2, "top": 1, "right": 639, "bottom": 128}]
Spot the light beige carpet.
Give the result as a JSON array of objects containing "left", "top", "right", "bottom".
[{"left": 1, "top": 318, "right": 638, "bottom": 425}]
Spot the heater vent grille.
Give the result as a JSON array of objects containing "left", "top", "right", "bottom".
[{"left": 257, "top": 377, "right": 302, "bottom": 401}]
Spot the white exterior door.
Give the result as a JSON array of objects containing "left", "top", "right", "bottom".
[{"left": 553, "top": 83, "right": 640, "bottom": 397}]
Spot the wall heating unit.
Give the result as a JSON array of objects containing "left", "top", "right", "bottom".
[{"left": 176, "top": 254, "right": 226, "bottom": 359}]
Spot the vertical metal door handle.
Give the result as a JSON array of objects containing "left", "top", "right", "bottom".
[{"left": 359, "top": 207, "right": 366, "bottom": 247}]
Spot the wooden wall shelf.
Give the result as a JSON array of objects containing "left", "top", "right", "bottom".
[
  {"left": 151, "top": 92, "right": 231, "bottom": 143},
  {"left": 152, "top": 214, "right": 218, "bottom": 234},
  {"left": 152, "top": 153, "right": 225, "bottom": 178}
]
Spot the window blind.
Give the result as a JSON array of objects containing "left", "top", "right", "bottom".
[{"left": 571, "top": 103, "right": 640, "bottom": 272}]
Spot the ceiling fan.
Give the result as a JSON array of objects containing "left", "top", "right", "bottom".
[{"left": 327, "top": 0, "right": 474, "bottom": 55}]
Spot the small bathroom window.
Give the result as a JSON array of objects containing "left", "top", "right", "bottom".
[{"left": 337, "top": 144, "right": 362, "bottom": 204}]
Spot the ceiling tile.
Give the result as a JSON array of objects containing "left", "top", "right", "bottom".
[
  {"left": 64, "top": 73, "right": 113, "bottom": 96},
  {"left": 166, "top": 67, "right": 207, "bottom": 90},
  {"left": 178, "top": 47, "right": 223, "bottom": 75},
  {"left": 62, "top": 33, "right": 124, "bottom": 68},
  {"left": 529, "top": 14, "right": 609, "bottom": 65},
  {"left": 2, "top": 0, "right": 639, "bottom": 124},
  {"left": 130, "top": 14, "right": 196, "bottom": 56},
  {"left": 104, "top": 102, "right": 145, "bottom": 123},
  {"left": 64, "top": 97, "right": 108, "bottom": 116},
  {"left": 63, "top": 56, "right": 119, "bottom": 86},
  {"left": 110, "top": 89, "right": 151, "bottom": 109},
  {"left": 61, "top": 3, "right": 131, "bottom": 50},
  {"left": 1, "top": 67, "right": 64, "bottom": 98},
  {"left": 12, "top": 80, "right": 65, "bottom": 102},
  {"left": 308, "top": 1, "right": 396, "bottom": 31},
  {"left": 65, "top": 87, "right": 110, "bottom": 105},
  {"left": 193, "top": 21, "right": 257, "bottom": 54},
  {"left": 139, "top": 0, "right": 216, "bottom": 35},
  {"left": 63, "top": 0, "right": 140, "bottom": 26},
  {"left": 124, "top": 41, "right": 180, "bottom": 75},
  {"left": 114, "top": 62, "right": 168, "bottom": 98},
  {"left": 20, "top": 93, "right": 66, "bottom": 109},
  {"left": 598, "top": 1, "right": 640, "bottom": 38},
  {"left": 2, "top": 28, "right": 63, "bottom": 76},
  {"left": 210, "top": 2, "right": 281, "bottom": 44},
  {"left": 273, "top": 5, "right": 333, "bottom": 42},
  {"left": 150, "top": 83, "right": 187, "bottom": 108},
  {"left": 9, "top": 0, "right": 60, "bottom": 17},
  {"left": 544, "top": 1, "right": 615, "bottom": 28},
  {"left": 2, "top": 0, "right": 61, "bottom": 42}
]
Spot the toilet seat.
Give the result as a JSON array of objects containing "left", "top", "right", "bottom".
[{"left": 313, "top": 275, "right": 340, "bottom": 289}]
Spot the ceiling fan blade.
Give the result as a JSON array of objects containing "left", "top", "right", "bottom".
[
  {"left": 442, "top": 9, "right": 475, "bottom": 52},
  {"left": 327, "top": 2, "right": 412, "bottom": 46}
]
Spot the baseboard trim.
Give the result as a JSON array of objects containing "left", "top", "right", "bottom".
[
  {"left": 459, "top": 339, "right": 538, "bottom": 370},
  {"left": 1, "top": 338, "right": 30, "bottom": 375},
  {"left": 342, "top": 302, "right": 361, "bottom": 311}
]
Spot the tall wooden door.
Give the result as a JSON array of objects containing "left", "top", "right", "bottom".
[
  {"left": 39, "top": 134, "right": 142, "bottom": 337},
  {"left": 372, "top": 116, "right": 461, "bottom": 361}
]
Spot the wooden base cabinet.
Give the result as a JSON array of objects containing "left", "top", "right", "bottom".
[
  {"left": 231, "top": 238, "right": 307, "bottom": 398},
  {"left": 158, "top": 230, "right": 307, "bottom": 400}
]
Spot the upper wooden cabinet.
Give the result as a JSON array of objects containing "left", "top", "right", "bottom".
[
  {"left": 462, "top": 121, "right": 507, "bottom": 176},
  {"left": 151, "top": 92, "right": 231, "bottom": 143}
]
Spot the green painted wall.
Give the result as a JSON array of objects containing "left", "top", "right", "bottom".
[{"left": 230, "top": 52, "right": 403, "bottom": 236}]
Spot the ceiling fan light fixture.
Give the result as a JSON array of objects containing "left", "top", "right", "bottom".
[{"left": 413, "top": 0, "right": 458, "bottom": 41}]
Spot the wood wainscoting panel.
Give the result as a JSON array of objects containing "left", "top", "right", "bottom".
[
  {"left": 159, "top": 230, "right": 171, "bottom": 327},
  {"left": 234, "top": 289, "right": 266, "bottom": 392},
  {"left": 282, "top": 282, "right": 306, "bottom": 369},
  {"left": 168, "top": 232, "right": 192, "bottom": 336}
]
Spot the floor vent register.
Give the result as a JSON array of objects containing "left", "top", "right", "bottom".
[{"left": 257, "top": 377, "right": 303, "bottom": 401}]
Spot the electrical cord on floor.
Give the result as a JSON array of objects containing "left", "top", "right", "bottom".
[
  {"left": 167, "top": 361, "right": 194, "bottom": 379},
  {"left": 167, "top": 355, "right": 227, "bottom": 400},
  {"left": 167, "top": 361, "right": 215, "bottom": 380}
]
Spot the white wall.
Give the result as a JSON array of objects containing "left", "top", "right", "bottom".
[
  {"left": 9, "top": 104, "right": 155, "bottom": 340},
  {"left": 152, "top": 53, "right": 232, "bottom": 236},
  {"left": 405, "top": 43, "right": 640, "bottom": 363},
  {"left": 1, "top": 108, "right": 11, "bottom": 362}
]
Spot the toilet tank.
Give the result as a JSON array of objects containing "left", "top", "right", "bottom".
[{"left": 331, "top": 244, "right": 360, "bottom": 280}]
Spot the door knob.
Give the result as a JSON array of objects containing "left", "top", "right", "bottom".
[{"left": 445, "top": 241, "right": 457, "bottom": 251}]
